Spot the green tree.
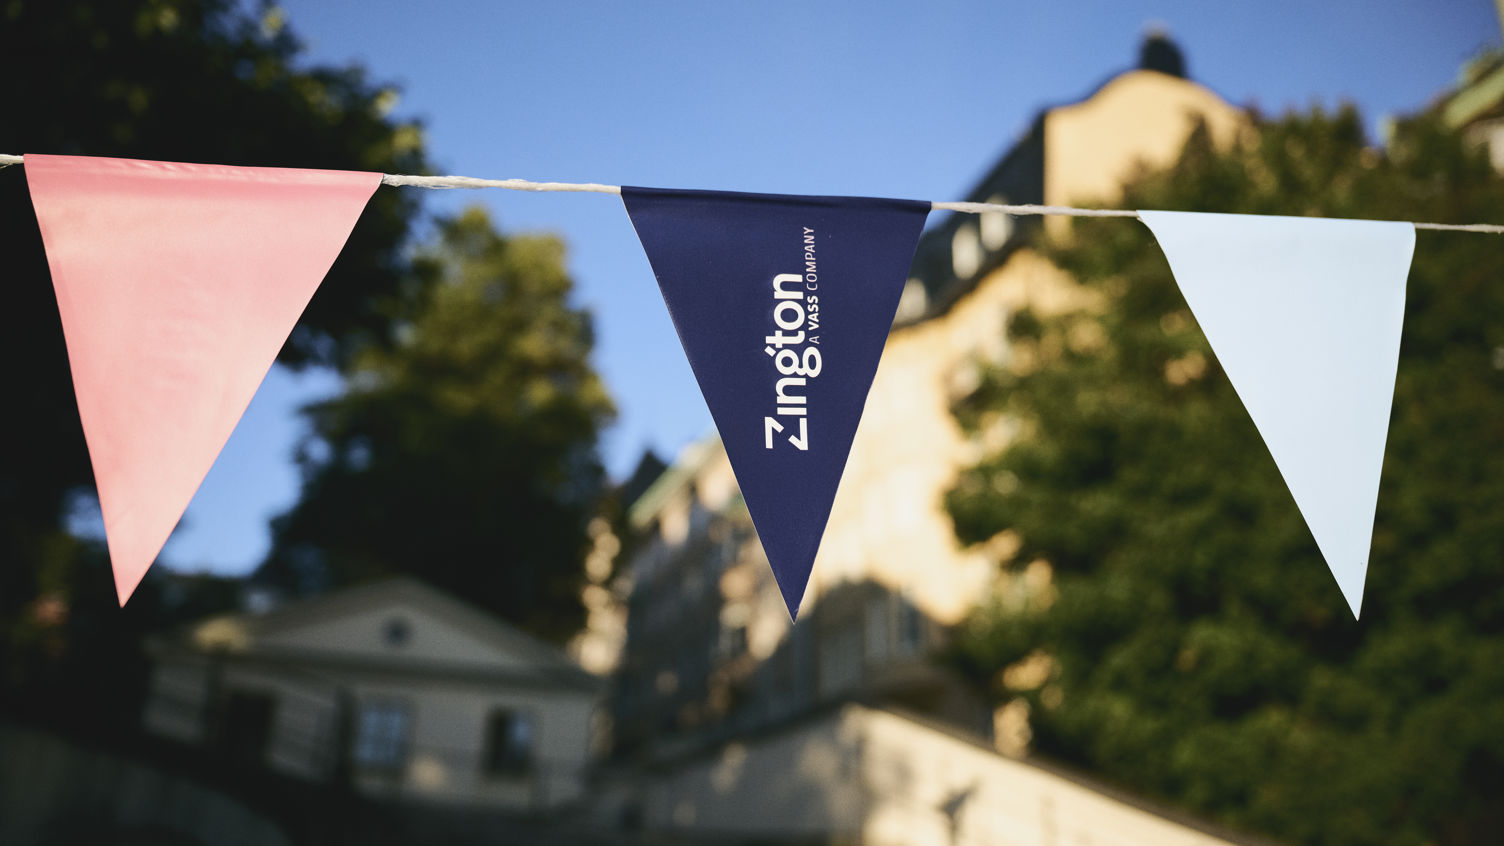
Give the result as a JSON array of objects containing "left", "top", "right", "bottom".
[
  {"left": 947, "top": 108, "right": 1504, "bottom": 846},
  {"left": 258, "top": 208, "right": 615, "bottom": 643},
  {"left": 0, "top": 0, "right": 429, "bottom": 700}
]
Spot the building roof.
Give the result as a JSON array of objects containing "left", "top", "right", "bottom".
[
  {"left": 1441, "top": 51, "right": 1504, "bottom": 129},
  {"left": 906, "top": 64, "right": 1239, "bottom": 327},
  {"left": 626, "top": 434, "right": 726, "bottom": 530},
  {"left": 151, "top": 576, "right": 600, "bottom": 693}
]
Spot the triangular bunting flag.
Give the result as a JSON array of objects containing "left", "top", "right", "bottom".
[
  {"left": 1139, "top": 211, "right": 1415, "bottom": 618},
  {"left": 26, "top": 155, "right": 380, "bottom": 604},
  {"left": 622, "top": 188, "right": 929, "bottom": 618}
]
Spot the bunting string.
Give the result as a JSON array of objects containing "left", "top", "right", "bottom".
[
  {"left": 2, "top": 153, "right": 1499, "bottom": 233},
  {"left": 378, "top": 172, "right": 623, "bottom": 194},
  {"left": 5, "top": 152, "right": 1494, "bottom": 615}
]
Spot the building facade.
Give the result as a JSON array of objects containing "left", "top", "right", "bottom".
[{"left": 142, "top": 577, "right": 600, "bottom": 813}]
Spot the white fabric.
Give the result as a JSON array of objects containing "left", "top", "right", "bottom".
[{"left": 1140, "top": 211, "right": 1415, "bottom": 618}]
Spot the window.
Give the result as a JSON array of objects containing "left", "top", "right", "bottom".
[
  {"left": 952, "top": 224, "right": 982, "bottom": 278},
  {"left": 818, "top": 623, "right": 864, "bottom": 696},
  {"left": 981, "top": 194, "right": 1013, "bottom": 249},
  {"left": 716, "top": 602, "right": 751, "bottom": 661},
  {"left": 353, "top": 700, "right": 410, "bottom": 770},
  {"left": 220, "top": 690, "right": 276, "bottom": 766},
  {"left": 711, "top": 529, "right": 740, "bottom": 574},
  {"left": 383, "top": 616, "right": 411, "bottom": 647},
  {"left": 865, "top": 594, "right": 890, "bottom": 666},
  {"left": 716, "top": 622, "right": 748, "bottom": 662},
  {"left": 896, "top": 594, "right": 925, "bottom": 656},
  {"left": 483, "top": 709, "right": 535, "bottom": 776}
]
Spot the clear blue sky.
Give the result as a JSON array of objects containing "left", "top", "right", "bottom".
[{"left": 145, "top": 0, "right": 1499, "bottom": 575}]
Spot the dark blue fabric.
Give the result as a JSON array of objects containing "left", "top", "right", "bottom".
[{"left": 622, "top": 187, "right": 930, "bottom": 618}]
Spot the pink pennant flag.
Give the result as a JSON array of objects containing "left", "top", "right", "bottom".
[{"left": 25, "top": 155, "right": 380, "bottom": 604}]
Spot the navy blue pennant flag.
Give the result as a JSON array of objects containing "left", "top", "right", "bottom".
[{"left": 622, "top": 187, "right": 930, "bottom": 619}]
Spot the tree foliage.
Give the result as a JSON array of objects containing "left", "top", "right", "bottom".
[
  {"left": 947, "top": 107, "right": 1504, "bottom": 846},
  {"left": 0, "top": 0, "right": 429, "bottom": 690},
  {"left": 258, "top": 208, "right": 615, "bottom": 642}
]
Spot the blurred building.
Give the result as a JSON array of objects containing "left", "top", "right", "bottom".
[
  {"left": 142, "top": 577, "right": 600, "bottom": 815},
  {"left": 633, "top": 702, "right": 1271, "bottom": 846},
  {"left": 1440, "top": 48, "right": 1504, "bottom": 171},
  {"left": 599, "top": 35, "right": 1266, "bottom": 846}
]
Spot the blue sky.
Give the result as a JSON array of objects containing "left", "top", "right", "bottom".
[{"left": 148, "top": 0, "right": 1499, "bottom": 575}]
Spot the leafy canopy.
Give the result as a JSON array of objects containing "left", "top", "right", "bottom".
[
  {"left": 1, "top": 0, "right": 432, "bottom": 693},
  {"left": 947, "top": 108, "right": 1504, "bottom": 846},
  {"left": 259, "top": 209, "right": 615, "bottom": 642}
]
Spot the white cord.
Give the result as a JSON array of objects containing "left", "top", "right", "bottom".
[
  {"left": 931, "top": 201, "right": 1139, "bottom": 218},
  {"left": 2, "top": 154, "right": 1499, "bottom": 233},
  {"left": 379, "top": 172, "right": 621, "bottom": 194}
]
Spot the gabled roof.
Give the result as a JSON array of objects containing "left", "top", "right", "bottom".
[{"left": 154, "top": 576, "right": 598, "bottom": 692}]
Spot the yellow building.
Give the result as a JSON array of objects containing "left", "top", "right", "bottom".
[{"left": 602, "top": 36, "right": 1262, "bottom": 846}]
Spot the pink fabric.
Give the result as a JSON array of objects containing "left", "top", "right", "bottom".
[{"left": 25, "top": 155, "right": 380, "bottom": 604}]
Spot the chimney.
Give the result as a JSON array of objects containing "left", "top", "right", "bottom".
[{"left": 1139, "top": 25, "right": 1188, "bottom": 79}]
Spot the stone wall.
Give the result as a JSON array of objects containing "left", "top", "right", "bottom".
[{"left": 0, "top": 722, "right": 290, "bottom": 846}]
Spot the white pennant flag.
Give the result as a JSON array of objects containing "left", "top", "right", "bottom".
[{"left": 1138, "top": 211, "right": 1415, "bottom": 618}]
